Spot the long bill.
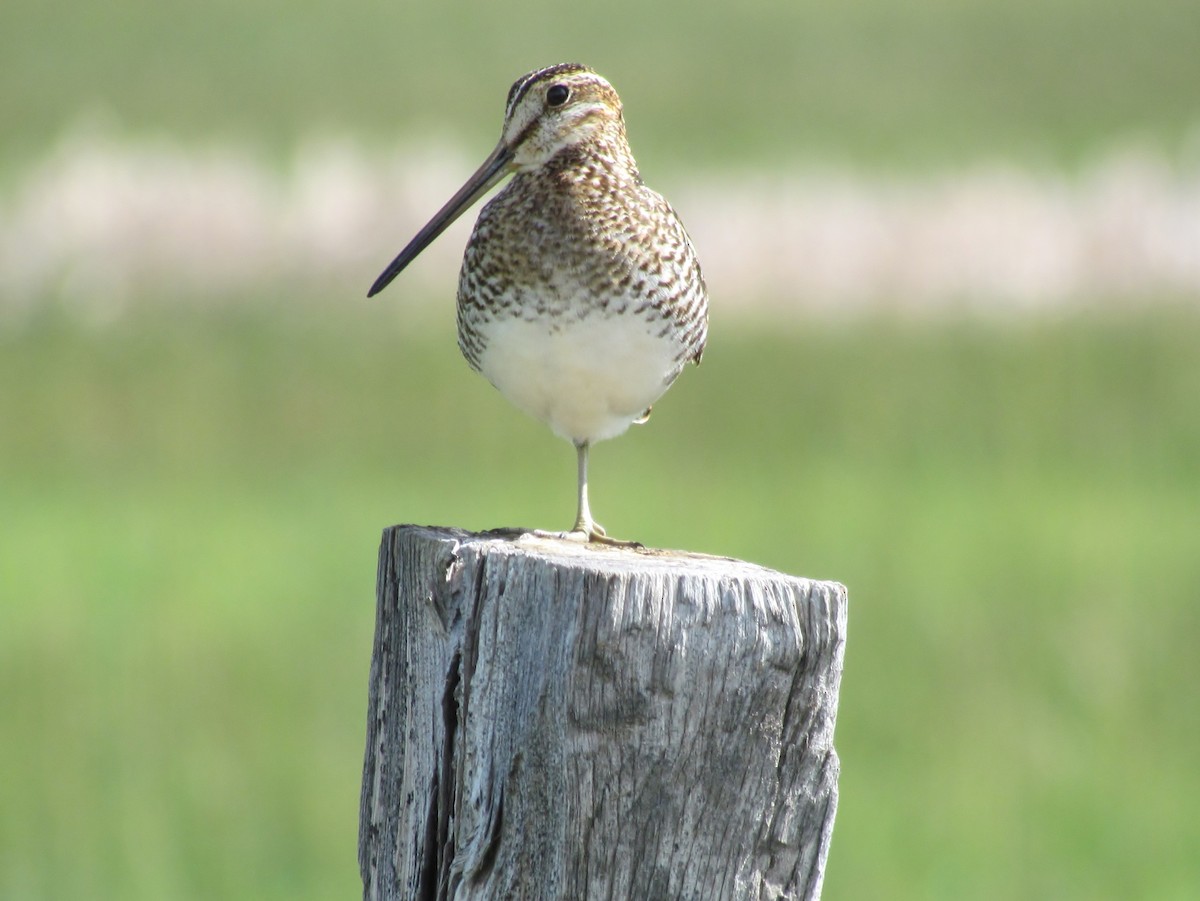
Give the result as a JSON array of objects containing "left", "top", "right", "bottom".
[{"left": 367, "top": 142, "right": 514, "bottom": 298}]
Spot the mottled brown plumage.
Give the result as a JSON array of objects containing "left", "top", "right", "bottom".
[{"left": 369, "top": 63, "right": 708, "bottom": 543}]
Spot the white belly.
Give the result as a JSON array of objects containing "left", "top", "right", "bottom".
[{"left": 476, "top": 315, "right": 679, "bottom": 444}]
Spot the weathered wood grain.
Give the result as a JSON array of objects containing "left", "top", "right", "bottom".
[{"left": 360, "top": 525, "right": 847, "bottom": 901}]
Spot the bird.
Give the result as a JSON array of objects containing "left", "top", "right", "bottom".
[{"left": 368, "top": 63, "right": 707, "bottom": 544}]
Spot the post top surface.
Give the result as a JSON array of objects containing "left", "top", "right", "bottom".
[{"left": 388, "top": 523, "right": 845, "bottom": 593}]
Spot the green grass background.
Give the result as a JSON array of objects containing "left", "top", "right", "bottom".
[
  {"left": 2, "top": 0, "right": 1199, "bottom": 898},
  {"left": 2, "top": 0, "right": 1199, "bottom": 169}
]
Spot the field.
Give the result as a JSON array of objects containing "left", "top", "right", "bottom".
[
  {"left": 2, "top": 0, "right": 1199, "bottom": 170},
  {"left": 3, "top": 307, "right": 1198, "bottom": 899},
  {"left": 2, "top": 0, "right": 1199, "bottom": 898}
]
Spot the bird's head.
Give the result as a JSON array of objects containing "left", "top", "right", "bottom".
[
  {"left": 368, "top": 63, "right": 626, "bottom": 297},
  {"left": 498, "top": 63, "right": 626, "bottom": 170}
]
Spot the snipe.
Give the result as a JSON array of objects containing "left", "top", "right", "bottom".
[{"left": 369, "top": 63, "right": 708, "bottom": 544}]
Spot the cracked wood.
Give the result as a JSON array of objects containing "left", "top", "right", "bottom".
[{"left": 359, "top": 525, "right": 847, "bottom": 901}]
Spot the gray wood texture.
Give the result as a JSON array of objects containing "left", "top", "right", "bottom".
[{"left": 360, "top": 525, "right": 847, "bottom": 901}]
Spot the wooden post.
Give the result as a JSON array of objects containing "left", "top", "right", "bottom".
[{"left": 359, "top": 525, "right": 847, "bottom": 901}]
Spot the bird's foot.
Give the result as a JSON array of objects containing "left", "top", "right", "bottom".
[
  {"left": 528, "top": 521, "right": 643, "bottom": 548},
  {"left": 583, "top": 531, "right": 644, "bottom": 549}
]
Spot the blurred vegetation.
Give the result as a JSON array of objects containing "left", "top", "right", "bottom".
[
  {"left": 3, "top": 0, "right": 1200, "bottom": 899},
  {"left": 3, "top": 305, "right": 1198, "bottom": 899},
  {"left": 2, "top": 0, "right": 1199, "bottom": 170}
]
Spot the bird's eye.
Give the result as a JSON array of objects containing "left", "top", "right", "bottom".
[{"left": 546, "top": 84, "right": 570, "bottom": 107}]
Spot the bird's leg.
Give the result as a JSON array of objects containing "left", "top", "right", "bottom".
[
  {"left": 529, "top": 441, "right": 640, "bottom": 546},
  {"left": 572, "top": 440, "right": 604, "bottom": 538},
  {"left": 569, "top": 441, "right": 642, "bottom": 547}
]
